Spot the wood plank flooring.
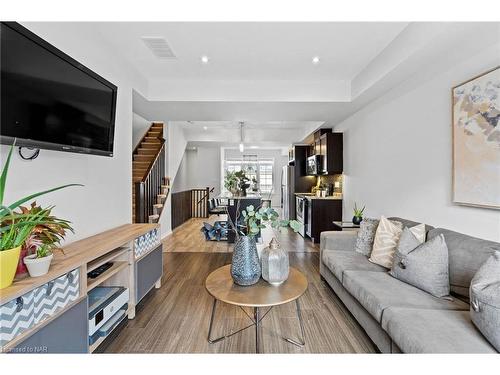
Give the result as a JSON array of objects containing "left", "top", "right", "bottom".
[
  {"left": 162, "top": 215, "right": 319, "bottom": 253},
  {"left": 101, "top": 218, "right": 376, "bottom": 353}
]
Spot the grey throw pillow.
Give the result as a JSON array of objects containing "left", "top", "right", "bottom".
[
  {"left": 354, "top": 218, "right": 379, "bottom": 256},
  {"left": 470, "top": 251, "right": 500, "bottom": 352},
  {"left": 389, "top": 229, "right": 450, "bottom": 298}
]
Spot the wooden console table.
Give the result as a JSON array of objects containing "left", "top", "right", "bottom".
[{"left": 0, "top": 224, "right": 162, "bottom": 353}]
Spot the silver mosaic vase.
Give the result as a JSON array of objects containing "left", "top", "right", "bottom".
[
  {"left": 261, "top": 238, "right": 289, "bottom": 285},
  {"left": 231, "top": 236, "right": 261, "bottom": 286}
]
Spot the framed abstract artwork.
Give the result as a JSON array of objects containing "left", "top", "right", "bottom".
[{"left": 452, "top": 66, "right": 500, "bottom": 209}]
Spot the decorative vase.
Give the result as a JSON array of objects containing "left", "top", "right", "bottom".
[
  {"left": 0, "top": 246, "right": 21, "bottom": 289},
  {"left": 261, "top": 238, "right": 289, "bottom": 285},
  {"left": 231, "top": 236, "right": 261, "bottom": 286},
  {"left": 24, "top": 253, "right": 53, "bottom": 277},
  {"left": 352, "top": 216, "right": 363, "bottom": 225}
]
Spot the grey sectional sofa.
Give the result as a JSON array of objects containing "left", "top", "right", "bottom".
[{"left": 319, "top": 217, "right": 500, "bottom": 353}]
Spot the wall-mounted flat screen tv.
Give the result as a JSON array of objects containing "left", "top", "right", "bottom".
[{"left": 1, "top": 22, "right": 117, "bottom": 157}]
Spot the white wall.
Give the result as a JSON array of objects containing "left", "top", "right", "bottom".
[
  {"left": 172, "top": 146, "right": 221, "bottom": 195},
  {"left": 336, "top": 45, "right": 500, "bottom": 242},
  {"left": 0, "top": 22, "right": 148, "bottom": 244},
  {"left": 132, "top": 113, "right": 151, "bottom": 148},
  {"left": 186, "top": 147, "right": 221, "bottom": 194},
  {"left": 159, "top": 121, "right": 188, "bottom": 237}
]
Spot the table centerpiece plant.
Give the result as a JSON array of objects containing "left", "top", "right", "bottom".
[
  {"left": 0, "top": 141, "right": 81, "bottom": 288},
  {"left": 228, "top": 203, "right": 301, "bottom": 286}
]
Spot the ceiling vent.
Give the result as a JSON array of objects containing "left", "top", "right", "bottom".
[{"left": 141, "top": 37, "right": 177, "bottom": 59}]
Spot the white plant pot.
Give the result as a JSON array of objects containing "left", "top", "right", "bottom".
[{"left": 24, "top": 254, "right": 53, "bottom": 277}]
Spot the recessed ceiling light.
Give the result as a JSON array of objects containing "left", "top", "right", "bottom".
[
  {"left": 201, "top": 55, "right": 209, "bottom": 64},
  {"left": 203, "top": 126, "right": 208, "bottom": 130},
  {"left": 312, "top": 56, "right": 320, "bottom": 65}
]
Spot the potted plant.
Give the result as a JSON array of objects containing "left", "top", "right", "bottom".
[
  {"left": 228, "top": 204, "right": 301, "bottom": 286},
  {"left": 353, "top": 202, "right": 365, "bottom": 225},
  {"left": 251, "top": 177, "right": 258, "bottom": 192},
  {"left": 23, "top": 244, "right": 55, "bottom": 277},
  {"left": 0, "top": 141, "right": 81, "bottom": 288},
  {"left": 15, "top": 202, "right": 74, "bottom": 278},
  {"left": 234, "top": 170, "right": 250, "bottom": 197},
  {"left": 224, "top": 171, "right": 239, "bottom": 196}
]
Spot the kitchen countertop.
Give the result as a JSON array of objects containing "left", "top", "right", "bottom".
[{"left": 294, "top": 193, "right": 343, "bottom": 200}]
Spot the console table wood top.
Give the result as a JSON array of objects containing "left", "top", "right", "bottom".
[{"left": 0, "top": 223, "right": 159, "bottom": 304}]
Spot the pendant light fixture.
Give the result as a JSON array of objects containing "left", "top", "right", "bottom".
[{"left": 239, "top": 121, "right": 245, "bottom": 153}]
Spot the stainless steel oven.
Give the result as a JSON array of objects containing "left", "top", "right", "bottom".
[{"left": 295, "top": 196, "right": 307, "bottom": 237}]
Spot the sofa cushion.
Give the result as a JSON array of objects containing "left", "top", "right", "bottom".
[
  {"left": 389, "top": 231, "right": 450, "bottom": 298},
  {"left": 428, "top": 228, "right": 500, "bottom": 298},
  {"left": 320, "top": 231, "right": 358, "bottom": 252},
  {"left": 369, "top": 216, "right": 403, "bottom": 268},
  {"left": 342, "top": 270, "right": 469, "bottom": 323},
  {"left": 381, "top": 308, "right": 497, "bottom": 353},
  {"left": 387, "top": 217, "right": 434, "bottom": 234},
  {"left": 322, "top": 250, "right": 386, "bottom": 283},
  {"left": 354, "top": 218, "right": 379, "bottom": 256},
  {"left": 470, "top": 251, "right": 500, "bottom": 352}
]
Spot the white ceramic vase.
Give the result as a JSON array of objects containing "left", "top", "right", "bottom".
[
  {"left": 24, "top": 253, "right": 53, "bottom": 277},
  {"left": 261, "top": 238, "right": 289, "bottom": 285}
]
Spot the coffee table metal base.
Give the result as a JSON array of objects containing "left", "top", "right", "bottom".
[{"left": 207, "top": 298, "right": 305, "bottom": 353}]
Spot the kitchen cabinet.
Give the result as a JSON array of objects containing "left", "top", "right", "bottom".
[
  {"left": 311, "top": 132, "right": 343, "bottom": 175},
  {"left": 306, "top": 198, "right": 342, "bottom": 243}
]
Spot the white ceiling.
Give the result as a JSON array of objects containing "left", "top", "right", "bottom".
[
  {"left": 95, "top": 22, "right": 407, "bottom": 81},
  {"left": 183, "top": 121, "right": 322, "bottom": 129},
  {"left": 91, "top": 22, "right": 499, "bottom": 146}
]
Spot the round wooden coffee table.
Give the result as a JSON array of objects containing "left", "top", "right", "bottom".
[{"left": 205, "top": 264, "right": 308, "bottom": 353}]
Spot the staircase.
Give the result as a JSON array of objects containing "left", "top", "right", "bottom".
[{"left": 132, "top": 122, "right": 171, "bottom": 223}]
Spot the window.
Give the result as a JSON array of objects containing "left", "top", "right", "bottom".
[
  {"left": 258, "top": 162, "right": 273, "bottom": 194},
  {"left": 223, "top": 157, "right": 274, "bottom": 195}
]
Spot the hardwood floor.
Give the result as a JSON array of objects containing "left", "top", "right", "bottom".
[
  {"left": 101, "top": 217, "right": 376, "bottom": 353},
  {"left": 162, "top": 215, "right": 319, "bottom": 253}
]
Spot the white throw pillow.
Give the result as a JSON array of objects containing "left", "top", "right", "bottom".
[
  {"left": 409, "top": 223, "right": 426, "bottom": 244},
  {"left": 369, "top": 216, "right": 403, "bottom": 268}
]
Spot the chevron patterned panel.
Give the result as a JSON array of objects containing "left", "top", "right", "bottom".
[
  {"left": 134, "top": 228, "right": 160, "bottom": 259},
  {"left": 34, "top": 269, "right": 80, "bottom": 325},
  {"left": 0, "top": 290, "right": 35, "bottom": 347}
]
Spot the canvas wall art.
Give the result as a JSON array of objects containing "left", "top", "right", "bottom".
[{"left": 452, "top": 66, "right": 500, "bottom": 209}]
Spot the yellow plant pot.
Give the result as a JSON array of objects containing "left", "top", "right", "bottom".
[{"left": 0, "top": 246, "right": 21, "bottom": 289}]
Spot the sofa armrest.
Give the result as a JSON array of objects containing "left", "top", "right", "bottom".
[{"left": 320, "top": 231, "right": 358, "bottom": 253}]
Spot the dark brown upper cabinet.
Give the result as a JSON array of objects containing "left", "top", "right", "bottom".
[{"left": 312, "top": 132, "right": 343, "bottom": 175}]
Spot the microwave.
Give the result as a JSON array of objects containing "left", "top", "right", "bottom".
[{"left": 306, "top": 155, "right": 323, "bottom": 175}]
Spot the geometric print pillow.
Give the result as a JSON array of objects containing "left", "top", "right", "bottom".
[{"left": 369, "top": 216, "right": 404, "bottom": 268}]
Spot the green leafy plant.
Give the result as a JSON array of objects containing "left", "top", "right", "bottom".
[
  {"left": 224, "top": 171, "right": 238, "bottom": 192},
  {"left": 353, "top": 202, "right": 365, "bottom": 218},
  {"left": 0, "top": 141, "right": 82, "bottom": 251},
  {"left": 234, "top": 170, "right": 250, "bottom": 192},
  {"left": 36, "top": 244, "right": 53, "bottom": 259},
  {"left": 18, "top": 202, "right": 73, "bottom": 246},
  {"left": 240, "top": 205, "right": 302, "bottom": 238}
]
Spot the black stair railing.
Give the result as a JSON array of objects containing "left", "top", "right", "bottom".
[{"left": 134, "top": 141, "right": 166, "bottom": 223}]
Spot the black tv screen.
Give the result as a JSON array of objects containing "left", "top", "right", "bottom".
[{"left": 0, "top": 22, "right": 117, "bottom": 156}]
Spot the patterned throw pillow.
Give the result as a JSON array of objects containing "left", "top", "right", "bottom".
[
  {"left": 389, "top": 230, "right": 450, "bottom": 298},
  {"left": 408, "top": 223, "right": 426, "bottom": 243},
  {"left": 369, "top": 216, "right": 403, "bottom": 268},
  {"left": 354, "top": 218, "right": 379, "bottom": 256}
]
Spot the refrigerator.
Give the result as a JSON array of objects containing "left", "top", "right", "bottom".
[{"left": 281, "top": 165, "right": 294, "bottom": 221}]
